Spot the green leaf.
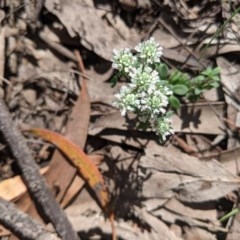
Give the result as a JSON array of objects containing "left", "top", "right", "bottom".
[
  {"left": 212, "top": 67, "right": 221, "bottom": 75},
  {"left": 110, "top": 72, "right": 121, "bottom": 87},
  {"left": 138, "top": 121, "right": 150, "bottom": 130},
  {"left": 211, "top": 75, "right": 220, "bottom": 81},
  {"left": 178, "top": 73, "right": 189, "bottom": 83},
  {"left": 194, "top": 88, "right": 202, "bottom": 95},
  {"left": 169, "top": 71, "right": 182, "bottom": 84},
  {"left": 157, "top": 64, "right": 169, "bottom": 79},
  {"left": 201, "top": 67, "right": 212, "bottom": 76},
  {"left": 165, "top": 110, "right": 174, "bottom": 118},
  {"left": 172, "top": 84, "right": 189, "bottom": 95},
  {"left": 209, "top": 82, "right": 220, "bottom": 88},
  {"left": 169, "top": 95, "right": 181, "bottom": 109},
  {"left": 158, "top": 80, "right": 168, "bottom": 85},
  {"left": 201, "top": 67, "right": 220, "bottom": 78},
  {"left": 193, "top": 75, "right": 205, "bottom": 84}
]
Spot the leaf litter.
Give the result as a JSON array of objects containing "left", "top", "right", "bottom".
[{"left": 1, "top": 1, "right": 240, "bottom": 240}]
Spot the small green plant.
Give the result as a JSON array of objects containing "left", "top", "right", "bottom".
[
  {"left": 111, "top": 38, "right": 220, "bottom": 141},
  {"left": 166, "top": 65, "right": 221, "bottom": 108}
]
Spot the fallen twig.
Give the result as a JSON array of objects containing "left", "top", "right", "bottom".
[
  {"left": 0, "top": 97, "right": 79, "bottom": 240},
  {"left": 0, "top": 197, "right": 60, "bottom": 240}
]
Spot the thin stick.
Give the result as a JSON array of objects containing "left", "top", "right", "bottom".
[{"left": 109, "top": 212, "right": 117, "bottom": 240}]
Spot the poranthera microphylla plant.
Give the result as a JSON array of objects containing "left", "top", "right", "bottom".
[
  {"left": 111, "top": 37, "right": 220, "bottom": 142},
  {"left": 112, "top": 38, "right": 173, "bottom": 141}
]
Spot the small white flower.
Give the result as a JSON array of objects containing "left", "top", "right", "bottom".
[
  {"left": 112, "top": 48, "right": 137, "bottom": 74},
  {"left": 130, "top": 65, "right": 160, "bottom": 91},
  {"left": 152, "top": 116, "right": 174, "bottom": 141},
  {"left": 135, "top": 37, "right": 163, "bottom": 64},
  {"left": 120, "top": 109, "right": 127, "bottom": 116}
]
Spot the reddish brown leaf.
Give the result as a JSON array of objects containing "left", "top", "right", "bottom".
[
  {"left": 28, "top": 128, "right": 109, "bottom": 210},
  {"left": 60, "top": 175, "right": 84, "bottom": 208},
  {"left": 47, "top": 75, "right": 91, "bottom": 203}
]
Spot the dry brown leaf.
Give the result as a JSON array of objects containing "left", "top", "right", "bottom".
[
  {"left": 217, "top": 57, "right": 240, "bottom": 150},
  {"left": 150, "top": 200, "right": 225, "bottom": 233},
  {"left": 60, "top": 154, "right": 103, "bottom": 208},
  {"left": 0, "top": 226, "right": 10, "bottom": 238},
  {"left": 172, "top": 102, "right": 225, "bottom": 135},
  {"left": 60, "top": 154, "right": 104, "bottom": 208},
  {"left": 28, "top": 128, "right": 109, "bottom": 212},
  {"left": 185, "top": 134, "right": 221, "bottom": 156},
  {"left": 90, "top": 102, "right": 225, "bottom": 135},
  {"left": 0, "top": 167, "right": 49, "bottom": 202},
  {"left": 217, "top": 57, "right": 240, "bottom": 111},
  {"left": 66, "top": 201, "right": 182, "bottom": 240},
  {"left": 44, "top": 0, "right": 143, "bottom": 60},
  {"left": 44, "top": 62, "right": 91, "bottom": 204},
  {"left": 201, "top": 146, "right": 240, "bottom": 175},
  {"left": 140, "top": 143, "right": 240, "bottom": 203},
  {"left": 13, "top": 56, "right": 91, "bottom": 232},
  {"left": 89, "top": 101, "right": 225, "bottom": 148},
  {"left": 205, "top": 43, "right": 240, "bottom": 58},
  {"left": 86, "top": 73, "right": 116, "bottom": 105},
  {"left": 60, "top": 175, "right": 84, "bottom": 208},
  {"left": 133, "top": 206, "right": 183, "bottom": 240},
  {"left": 184, "top": 226, "right": 217, "bottom": 240},
  {"left": 165, "top": 198, "right": 217, "bottom": 222},
  {"left": 17, "top": 38, "right": 77, "bottom": 94}
]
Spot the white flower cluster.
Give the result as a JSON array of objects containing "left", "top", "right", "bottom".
[{"left": 112, "top": 38, "right": 173, "bottom": 141}]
